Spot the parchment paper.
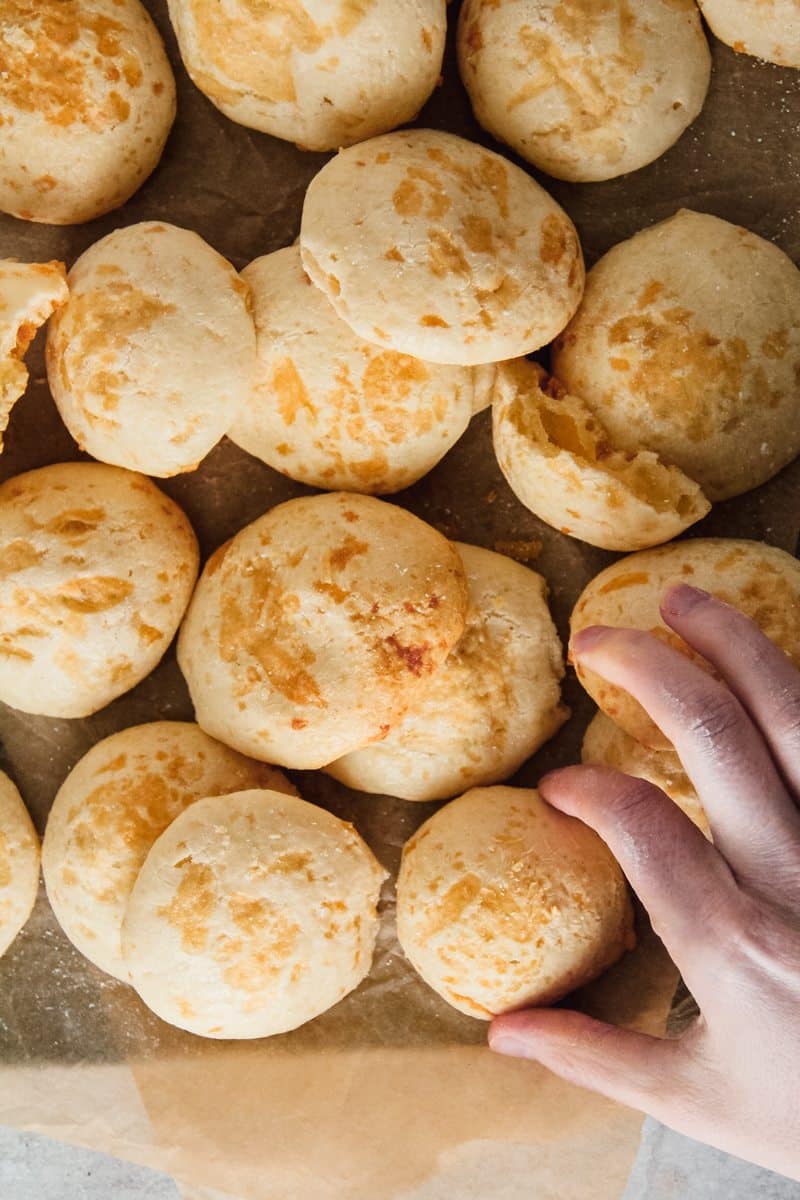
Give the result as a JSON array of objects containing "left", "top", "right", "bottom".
[{"left": 0, "top": 4, "right": 798, "bottom": 1197}]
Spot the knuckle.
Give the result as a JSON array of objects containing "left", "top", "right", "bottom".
[
  {"left": 681, "top": 687, "right": 743, "bottom": 747},
  {"left": 772, "top": 685, "right": 800, "bottom": 742}
]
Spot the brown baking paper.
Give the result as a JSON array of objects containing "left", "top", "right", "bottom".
[{"left": 0, "top": 5, "right": 798, "bottom": 1197}]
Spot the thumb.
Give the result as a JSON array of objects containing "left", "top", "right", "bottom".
[{"left": 489, "top": 1008, "right": 689, "bottom": 1117}]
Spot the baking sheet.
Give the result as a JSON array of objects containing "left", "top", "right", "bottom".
[{"left": 0, "top": 4, "right": 798, "bottom": 1197}]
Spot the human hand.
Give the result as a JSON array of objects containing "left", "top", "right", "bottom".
[{"left": 489, "top": 582, "right": 800, "bottom": 1181}]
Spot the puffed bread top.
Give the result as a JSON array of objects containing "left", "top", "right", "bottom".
[
  {"left": 0, "top": 0, "right": 175, "bottom": 224},
  {"left": 122, "top": 789, "right": 387, "bottom": 1038},
  {"left": 178, "top": 492, "right": 469, "bottom": 769},
  {"left": 300, "top": 129, "right": 584, "bottom": 365},
  {"left": 47, "top": 223, "right": 257, "bottom": 478},
  {"left": 43, "top": 722, "right": 295, "bottom": 982},
  {"left": 553, "top": 210, "right": 800, "bottom": 502},
  {"left": 571, "top": 539, "right": 800, "bottom": 748},
  {"left": 458, "top": 0, "right": 711, "bottom": 183},
  {"left": 0, "top": 462, "right": 199, "bottom": 718},
  {"left": 327, "top": 543, "right": 567, "bottom": 801},
  {"left": 167, "top": 0, "right": 446, "bottom": 150},
  {"left": 228, "top": 246, "right": 476, "bottom": 494}
]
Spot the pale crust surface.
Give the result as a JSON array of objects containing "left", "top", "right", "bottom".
[
  {"left": 47, "top": 223, "right": 256, "bottom": 478},
  {"left": 396, "top": 786, "right": 634, "bottom": 1018},
  {"left": 698, "top": 0, "right": 800, "bottom": 68},
  {"left": 0, "top": 0, "right": 175, "bottom": 224},
  {"left": 0, "top": 462, "right": 199, "bottom": 718},
  {"left": 122, "top": 789, "right": 387, "bottom": 1038},
  {"left": 167, "top": 0, "right": 446, "bottom": 151},
  {"left": 327, "top": 543, "right": 567, "bottom": 800},
  {"left": 581, "top": 711, "right": 709, "bottom": 837},
  {"left": 228, "top": 247, "right": 475, "bottom": 493},
  {"left": 571, "top": 538, "right": 800, "bottom": 748},
  {"left": 553, "top": 210, "right": 800, "bottom": 502},
  {"left": 458, "top": 0, "right": 711, "bottom": 182},
  {"left": 0, "top": 260, "right": 69, "bottom": 451},
  {"left": 300, "top": 129, "right": 584, "bottom": 365},
  {"left": 491, "top": 358, "right": 709, "bottom": 550},
  {"left": 177, "top": 492, "right": 468, "bottom": 769},
  {"left": 42, "top": 722, "right": 295, "bottom": 982},
  {"left": 0, "top": 772, "right": 40, "bottom": 959}
]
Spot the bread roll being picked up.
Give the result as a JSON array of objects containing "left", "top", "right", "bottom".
[{"left": 396, "top": 786, "right": 634, "bottom": 1018}]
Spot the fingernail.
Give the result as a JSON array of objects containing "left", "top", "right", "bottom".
[
  {"left": 572, "top": 625, "right": 612, "bottom": 654},
  {"left": 661, "top": 583, "right": 711, "bottom": 617},
  {"left": 489, "top": 1033, "right": 529, "bottom": 1058}
]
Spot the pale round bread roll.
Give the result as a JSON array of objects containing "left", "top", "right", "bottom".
[
  {"left": 178, "top": 492, "right": 468, "bottom": 770},
  {"left": 42, "top": 722, "right": 295, "bottom": 982},
  {"left": 396, "top": 786, "right": 634, "bottom": 1018},
  {"left": 167, "top": 0, "right": 446, "bottom": 151},
  {"left": 0, "top": 462, "right": 199, "bottom": 718},
  {"left": 227, "top": 247, "right": 475, "bottom": 493},
  {"left": 0, "top": 772, "right": 40, "bottom": 959},
  {"left": 300, "top": 129, "right": 584, "bottom": 366},
  {"left": 458, "top": 0, "right": 711, "bottom": 184},
  {"left": 553, "top": 210, "right": 800, "bottom": 502},
  {"left": 0, "top": 259, "right": 69, "bottom": 451},
  {"left": 46, "top": 223, "right": 257, "bottom": 478},
  {"left": 698, "top": 0, "right": 800, "bottom": 68},
  {"left": 582, "top": 711, "right": 709, "bottom": 837},
  {"left": 492, "top": 358, "right": 710, "bottom": 551},
  {"left": 571, "top": 538, "right": 800, "bottom": 749},
  {"left": 326, "top": 543, "right": 567, "bottom": 801},
  {"left": 0, "top": 0, "right": 175, "bottom": 225},
  {"left": 122, "top": 789, "right": 387, "bottom": 1038}
]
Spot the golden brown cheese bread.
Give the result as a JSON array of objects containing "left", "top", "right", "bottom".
[
  {"left": 553, "top": 210, "right": 800, "bottom": 503},
  {"left": 458, "top": 0, "right": 711, "bottom": 182},
  {"left": 178, "top": 492, "right": 469, "bottom": 770},
  {"left": 0, "top": 0, "right": 175, "bottom": 224},
  {"left": 167, "top": 0, "right": 446, "bottom": 151},
  {"left": 47, "top": 223, "right": 257, "bottom": 478},
  {"left": 396, "top": 786, "right": 634, "bottom": 1018},
  {"left": 570, "top": 538, "right": 800, "bottom": 748},
  {"left": 491, "top": 358, "right": 710, "bottom": 551},
  {"left": 0, "top": 462, "right": 199, "bottom": 718},
  {"left": 698, "top": 0, "right": 800, "bottom": 68},
  {"left": 300, "top": 129, "right": 584, "bottom": 366},
  {"left": 228, "top": 246, "right": 477, "bottom": 493},
  {"left": 42, "top": 722, "right": 295, "bottom": 982},
  {"left": 122, "top": 789, "right": 387, "bottom": 1038},
  {"left": 327, "top": 542, "right": 567, "bottom": 800}
]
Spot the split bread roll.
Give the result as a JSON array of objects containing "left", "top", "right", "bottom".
[
  {"left": 491, "top": 359, "right": 710, "bottom": 551},
  {"left": 0, "top": 772, "right": 40, "bottom": 959},
  {"left": 327, "top": 543, "right": 567, "bottom": 801},
  {"left": 571, "top": 538, "right": 800, "bottom": 749},
  {"left": 553, "top": 210, "right": 800, "bottom": 502},
  {"left": 300, "top": 129, "right": 584, "bottom": 366},
  {"left": 396, "top": 786, "right": 634, "bottom": 1018},
  {"left": 458, "top": 0, "right": 711, "bottom": 183},
  {"left": 167, "top": 0, "right": 446, "bottom": 152},
  {"left": 698, "top": 0, "right": 800, "bottom": 68},
  {"left": 122, "top": 789, "right": 387, "bottom": 1038},
  {"left": 0, "top": 0, "right": 175, "bottom": 224},
  {"left": 42, "top": 722, "right": 295, "bottom": 982},
  {"left": 0, "top": 260, "right": 69, "bottom": 451},
  {"left": 178, "top": 492, "right": 469, "bottom": 770},
  {"left": 227, "top": 247, "right": 476, "bottom": 493},
  {"left": 46, "top": 223, "right": 257, "bottom": 478},
  {"left": 582, "top": 711, "right": 708, "bottom": 837},
  {"left": 0, "top": 462, "right": 199, "bottom": 718}
]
